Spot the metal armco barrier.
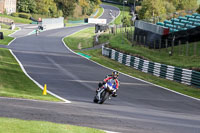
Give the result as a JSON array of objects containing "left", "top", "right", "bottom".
[{"left": 102, "top": 46, "right": 200, "bottom": 88}]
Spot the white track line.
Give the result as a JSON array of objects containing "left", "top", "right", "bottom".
[
  {"left": 0, "top": 96, "right": 66, "bottom": 104},
  {"left": 8, "top": 27, "right": 21, "bottom": 37},
  {"left": 61, "top": 29, "right": 200, "bottom": 102},
  {"left": 72, "top": 47, "right": 200, "bottom": 101},
  {"left": 9, "top": 50, "right": 71, "bottom": 103},
  {"left": 3, "top": 5, "right": 107, "bottom": 103},
  {"left": 60, "top": 4, "right": 200, "bottom": 102},
  {"left": 109, "top": 6, "right": 120, "bottom": 24},
  {"left": 4, "top": 26, "right": 71, "bottom": 103},
  {"left": 104, "top": 130, "right": 120, "bottom": 133},
  {"left": 98, "top": 5, "right": 105, "bottom": 18}
]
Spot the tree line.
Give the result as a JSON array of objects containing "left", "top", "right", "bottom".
[
  {"left": 103, "top": 0, "right": 199, "bottom": 22},
  {"left": 138, "top": 0, "right": 199, "bottom": 21},
  {"left": 17, "top": 0, "right": 101, "bottom": 18}
]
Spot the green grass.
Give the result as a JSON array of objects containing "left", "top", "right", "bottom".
[
  {"left": 0, "top": 48, "right": 60, "bottom": 101},
  {"left": 103, "top": 2, "right": 131, "bottom": 25},
  {"left": 95, "top": 7, "right": 104, "bottom": 18},
  {"left": 0, "top": 36, "right": 14, "bottom": 45},
  {"left": 66, "top": 7, "right": 103, "bottom": 27},
  {"left": 1, "top": 23, "right": 11, "bottom": 29},
  {"left": 99, "top": 33, "right": 200, "bottom": 69},
  {"left": 64, "top": 27, "right": 95, "bottom": 50},
  {"left": 0, "top": 14, "right": 31, "bottom": 24},
  {"left": 198, "top": 0, "right": 200, "bottom": 4},
  {"left": 67, "top": 16, "right": 84, "bottom": 21},
  {"left": 0, "top": 26, "right": 19, "bottom": 45},
  {"left": 81, "top": 49, "right": 200, "bottom": 99},
  {"left": 63, "top": 27, "right": 200, "bottom": 99},
  {"left": 0, "top": 117, "right": 105, "bottom": 133},
  {"left": 0, "top": 28, "right": 19, "bottom": 36}
]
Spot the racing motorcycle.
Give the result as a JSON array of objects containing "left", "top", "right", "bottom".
[{"left": 93, "top": 80, "right": 116, "bottom": 104}]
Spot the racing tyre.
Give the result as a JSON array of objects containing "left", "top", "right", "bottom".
[
  {"left": 99, "top": 90, "right": 110, "bottom": 104},
  {"left": 93, "top": 96, "right": 98, "bottom": 103}
]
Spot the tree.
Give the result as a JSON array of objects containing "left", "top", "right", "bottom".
[
  {"left": 167, "top": 0, "right": 198, "bottom": 10},
  {"left": 90, "top": 0, "right": 101, "bottom": 5},
  {"left": 35, "top": 0, "right": 60, "bottom": 17},
  {"left": 164, "top": 1, "right": 176, "bottom": 14},
  {"left": 122, "top": 16, "right": 131, "bottom": 27},
  {"left": 197, "top": 5, "right": 200, "bottom": 13},
  {"left": 79, "top": 0, "right": 89, "bottom": 15},
  {"left": 17, "top": 0, "right": 102, "bottom": 18},
  {"left": 55, "top": 0, "right": 76, "bottom": 17},
  {"left": 17, "top": 0, "right": 37, "bottom": 13},
  {"left": 138, "top": 0, "right": 166, "bottom": 21},
  {"left": 178, "top": 0, "right": 198, "bottom": 10}
]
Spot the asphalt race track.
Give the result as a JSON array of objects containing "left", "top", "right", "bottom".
[{"left": 0, "top": 4, "right": 200, "bottom": 133}]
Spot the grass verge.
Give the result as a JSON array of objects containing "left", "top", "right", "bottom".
[
  {"left": 0, "top": 48, "right": 60, "bottom": 101},
  {"left": 0, "top": 26, "right": 19, "bottom": 45},
  {"left": 99, "top": 32, "right": 200, "bottom": 70},
  {"left": 0, "top": 14, "right": 31, "bottom": 24},
  {"left": 64, "top": 27, "right": 95, "bottom": 50},
  {"left": 63, "top": 27, "right": 200, "bottom": 99},
  {"left": 66, "top": 7, "right": 103, "bottom": 27},
  {"left": 102, "top": 2, "right": 131, "bottom": 25},
  {"left": 82, "top": 49, "right": 200, "bottom": 99},
  {"left": 0, "top": 117, "right": 105, "bottom": 133},
  {"left": 95, "top": 6, "right": 104, "bottom": 18},
  {"left": 0, "top": 36, "right": 13, "bottom": 45}
]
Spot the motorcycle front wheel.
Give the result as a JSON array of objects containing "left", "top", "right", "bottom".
[
  {"left": 99, "top": 90, "right": 110, "bottom": 104},
  {"left": 93, "top": 96, "right": 98, "bottom": 103}
]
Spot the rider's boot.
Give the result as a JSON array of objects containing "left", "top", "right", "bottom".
[{"left": 112, "top": 90, "right": 118, "bottom": 97}]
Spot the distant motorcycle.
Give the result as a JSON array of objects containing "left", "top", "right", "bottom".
[{"left": 93, "top": 80, "right": 116, "bottom": 104}]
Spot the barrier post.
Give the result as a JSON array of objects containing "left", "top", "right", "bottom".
[
  {"left": 135, "top": 35, "right": 137, "bottom": 44},
  {"left": 159, "top": 39, "right": 161, "bottom": 51},
  {"left": 132, "top": 31, "right": 134, "bottom": 45},
  {"left": 182, "top": 42, "right": 185, "bottom": 56},
  {"left": 186, "top": 41, "right": 189, "bottom": 56},
  {"left": 139, "top": 35, "right": 141, "bottom": 45},
  {"left": 194, "top": 41, "right": 197, "bottom": 56},
  {"left": 171, "top": 36, "right": 175, "bottom": 56},
  {"left": 127, "top": 31, "right": 128, "bottom": 40},
  {"left": 115, "top": 25, "right": 117, "bottom": 35}
]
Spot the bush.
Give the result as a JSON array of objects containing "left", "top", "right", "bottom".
[
  {"left": 18, "top": 13, "right": 31, "bottom": 19},
  {"left": 1, "top": 23, "right": 10, "bottom": 29},
  {"left": 135, "top": 6, "right": 142, "bottom": 13},
  {"left": 122, "top": 16, "right": 131, "bottom": 27},
  {"left": 11, "top": 13, "right": 19, "bottom": 17}
]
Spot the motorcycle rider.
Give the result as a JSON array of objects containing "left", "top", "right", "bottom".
[{"left": 97, "top": 71, "right": 120, "bottom": 97}]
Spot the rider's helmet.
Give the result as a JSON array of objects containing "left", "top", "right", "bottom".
[{"left": 112, "top": 71, "right": 119, "bottom": 79}]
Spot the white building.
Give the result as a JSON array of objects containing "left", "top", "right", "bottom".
[{"left": 0, "top": 0, "right": 16, "bottom": 14}]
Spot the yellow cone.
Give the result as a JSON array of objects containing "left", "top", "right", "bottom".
[{"left": 43, "top": 84, "right": 47, "bottom": 95}]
